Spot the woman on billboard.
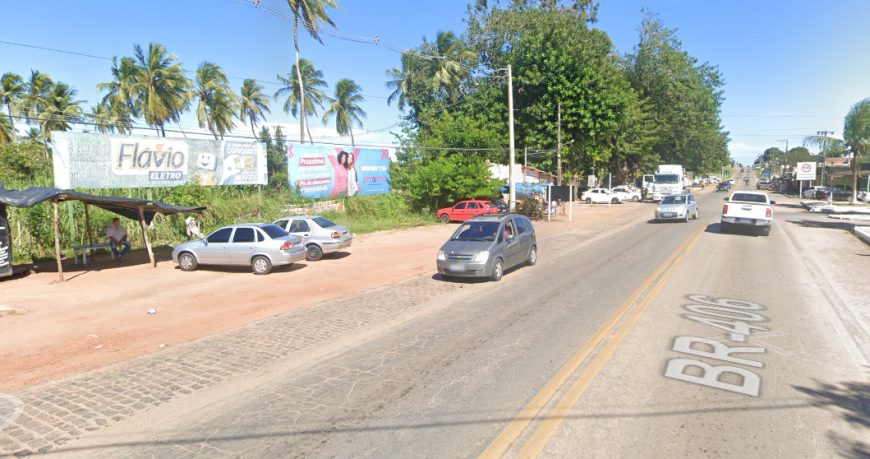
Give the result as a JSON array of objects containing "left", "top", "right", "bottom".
[
  {"left": 346, "top": 152, "right": 359, "bottom": 196},
  {"left": 331, "top": 151, "right": 349, "bottom": 197}
]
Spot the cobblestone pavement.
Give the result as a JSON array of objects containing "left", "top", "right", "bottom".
[{"left": 0, "top": 205, "right": 649, "bottom": 457}]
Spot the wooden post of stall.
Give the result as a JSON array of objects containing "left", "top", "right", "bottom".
[
  {"left": 137, "top": 206, "right": 155, "bottom": 267},
  {"left": 84, "top": 203, "right": 94, "bottom": 258},
  {"left": 53, "top": 198, "right": 63, "bottom": 282}
]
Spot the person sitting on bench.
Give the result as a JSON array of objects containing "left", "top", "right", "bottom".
[{"left": 106, "top": 217, "right": 131, "bottom": 262}]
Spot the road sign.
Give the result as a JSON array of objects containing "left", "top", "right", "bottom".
[
  {"left": 762, "top": 172, "right": 770, "bottom": 176},
  {"left": 796, "top": 161, "right": 816, "bottom": 181}
]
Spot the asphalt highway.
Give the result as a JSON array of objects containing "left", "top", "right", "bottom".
[{"left": 54, "top": 170, "right": 870, "bottom": 458}]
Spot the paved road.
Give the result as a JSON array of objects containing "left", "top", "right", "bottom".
[{"left": 6, "top": 171, "right": 870, "bottom": 458}]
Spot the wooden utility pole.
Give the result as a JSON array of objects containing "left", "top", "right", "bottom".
[{"left": 557, "top": 102, "right": 562, "bottom": 186}]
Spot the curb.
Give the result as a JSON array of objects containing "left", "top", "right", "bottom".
[{"left": 855, "top": 226, "right": 870, "bottom": 247}]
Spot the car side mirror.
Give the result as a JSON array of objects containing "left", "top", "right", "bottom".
[
  {"left": 723, "top": 198, "right": 728, "bottom": 201},
  {"left": 770, "top": 201, "right": 776, "bottom": 205},
  {"left": 506, "top": 233, "right": 515, "bottom": 241},
  {"left": 203, "top": 239, "right": 209, "bottom": 246}
]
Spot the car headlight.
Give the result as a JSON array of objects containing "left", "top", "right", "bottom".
[
  {"left": 473, "top": 251, "right": 489, "bottom": 263},
  {"left": 656, "top": 207, "right": 662, "bottom": 212},
  {"left": 437, "top": 250, "right": 446, "bottom": 261}
]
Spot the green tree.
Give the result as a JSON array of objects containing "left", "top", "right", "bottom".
[
  {"left": 0, "top": 109, "right": 13, "bottom": 144},
  {"left": 129, "top": 43, "right": 192, "bottom": 137},
  {"left": 322, "top": 78, "right": 366, "bottom": 147},
  {"left": 623, "top": 11, "right": 730, "bottom": 174},
  {"left": 420, "top": 30, "right": 477, "bottom": 103},
  {"left": 286, "top": 0, "right": 342, "bottom": 144},
  {"left": 96, "top": 56, "right": 139, "bottom": 133},
  {"left": 0, "top": 72, "right": 25, "bottom": 142},
  {"left": 239, "top": 78, "right": 271, "bottom": 136},
  {"left": 385, "top": 50, "right": 423, "bottom": 111},
  {"left": 842, "top": 98, "right": 870, "bottom": 204},
  {"left": 275, "top": 59, "right": 328, "bottom": 143},
  {"left": 17, "top": 70, "right": 53, "bottom": 124},
  {"left": 260, "top": 125, "right": 289, "bottom": 188},
  {"left": 191, "top": 61, "right": 238, "bottom": 140},
  {"left": 38, "top": 82, "right": 84, "bottom": 143}
]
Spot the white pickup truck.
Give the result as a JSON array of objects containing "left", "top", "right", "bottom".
[{"left": 720, "top": 191, "right": 776, "bottom": 236}]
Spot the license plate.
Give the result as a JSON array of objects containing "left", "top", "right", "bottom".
[
  {"left": 662, "top": 213, "right": 675, "bottom": 218},
  {"left": 448, "top": 264, "right": 466, "bottom": 272},
  {"left": 738, "top": 218, "right": 754, "bottom": 224}
]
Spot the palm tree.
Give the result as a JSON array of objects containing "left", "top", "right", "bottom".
[
  {"left": 275, "top": 59, "right": 328, "bottom": 142},
  {"left": 96, "top": 56, "right": 140, "bottom": 121},
  {"left": 0, "top": 72, "right": 25, "bottom": 142},
  {"left": 239, "top": 78, "right": 271, "bottom": 136},
  {"left": 17, "top": 70, "right": 54, "bottom": 124},
  {"left": 420, "top": 30, "right": 476, "bottom": 103},
  {"left": 385, "top": 50, "right": 422, "bottom": 111},
  {"left": 842, "top": 98, "right": 870, "bottom": 204},
  {"left": 191, "top": 61, "right": 238, "bottom": 140},
  {"left": 0, "top": 110, "right": 13, "bottom": 144},
  {"left": 803, "top": 98, "right": 870, "bottom": 205},
  {"left": 90, "top": 102, "right": 117, "bottom": 134},
  {"left": 37, "top": 83, "right": 84, "bottom": 158},
  {"left": 286, "top": 0, "right": 342, "bottom": 144},
  {"left": 322, "top": 78, "right": 366, "bottom": 147},
  {"left": 129, "top": 43, "right": 191, "bottom": 136}
]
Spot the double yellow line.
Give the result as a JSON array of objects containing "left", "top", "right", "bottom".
[{"left": 479, "top": 225, "right": 706, "bottom": 459}]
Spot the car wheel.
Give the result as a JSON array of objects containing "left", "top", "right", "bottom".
[
  {"left": 633, "top": 196, "right": 640, "bottom": 202},
  {"left": 440, "top": 214, "right": 450, "bottom": 224},
  {"left": 490, "top": 258, "right": 504, "bottom": 282},
  {"left": 694, "top": 209, "right": 699, "bottom": 220},
  {"left": 252, "top": 255, "right": 272, "bottom": 275},
  {"left": 306, "top": 244, "right": 323, "bottom": 261},
  {"left": 586, "top": 198, "right": 592, "bottom": 204},
  {"left": 179, "top": 252, "right": 197, "bottom": 272},
  {"left": 612, "top": 198, "right": 619, "bottom": 204},
  {"left": 684, "top": 212, "right": 690, "bottom": 223},
  {"left": 527, "top": 245, "right": 537, "bottom": 266}
]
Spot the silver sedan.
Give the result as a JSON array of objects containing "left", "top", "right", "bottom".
[
  {"left": 171, "top": 223, "right": 307, "bottom": 275},
  {"left": 273, "top": 216, "right": 352, "bottom": 261},
  {"left": 654, "top": 194, "right": 699, "bottom": 223}
]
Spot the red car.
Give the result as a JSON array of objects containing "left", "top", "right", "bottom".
[{"left": 437, "top": 200, "right": 498, "bottom": 223}]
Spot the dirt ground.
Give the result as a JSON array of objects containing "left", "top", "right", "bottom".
[{"left": 0, "top": 202, "right": 645, "bottom": 391}]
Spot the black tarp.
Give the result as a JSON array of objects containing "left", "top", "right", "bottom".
[
  {"left": 0, "top": 215, "right": 11, "bottom": 278},
  {"left": 0, "top": 181, "right": 206, "bottom": 224}
]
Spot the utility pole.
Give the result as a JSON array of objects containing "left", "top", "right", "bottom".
[
  {"left": 524, "top": 147, "right": 528, "bottom": 180},
  {"left": 557, "top": 102, "right": 562, "bottom": 186},
  {"left": 776, "top": 139, "right": 788, "bottom": 179},
  {"left": 508, "top": 65, "right": 516, "bottom": 211},
  {"left": 818, "top": 130, "right": 833, "bottom": 204}
]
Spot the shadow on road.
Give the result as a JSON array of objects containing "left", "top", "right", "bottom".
[
  {"left": 793, "top": 379, "right": 870, "bottom": 459},
  {"left": 785, "top": 219, "right": 856, "bottom": 231},
  {"left": 704, "top": 222, "right": 765, "bottom": 237},
  {"left": 176, "top": 262, "right": 309, "bottom": 275}
]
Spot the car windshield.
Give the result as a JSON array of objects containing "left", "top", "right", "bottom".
[
  {"left": 451, "top": 222, "right": 500, "bottom": 242},
  {"left": 731, "top": 193, "right": 767, "bottom": 203},
  {"left": 662, "top": 196, "right": 686, "bottom": 204},
  {"left": 259, "top": 224, "right": 289, "bottom": 239},
  {"left": 654, "top": 174, "right": 680, "bottom": 184},
  {"left": 312, "top": 217, "right": 337, "bottom": 228},
  {"left": 485, "top": 202, "right": 497, "bottom": 208}
]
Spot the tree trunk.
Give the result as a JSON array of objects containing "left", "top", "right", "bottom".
[
  {"left": 6, "top": 105, "right": 16, "bottom": 143},
  {"left": 350, "top": 128, "right": 355, "bottom": 148},
  {"left": 851, "top": 151, "right": 859, "bottom": 205},
  {"left": 251, "top": 121, "right": 257, "bottom": 138},
  {"left": 294, "top": 17, "right": 306, "bottom": 145}
]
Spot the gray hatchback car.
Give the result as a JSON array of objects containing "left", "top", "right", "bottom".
[
  {"left": 654, "top": 193, "right": 699, "bottom": 223},
  {"left": 171, "top": 223, "right": 307, "bottom": 275},
  {"left": 273, "top": 216, "right": 352, "bottom": 261},
  {"left": 436, "top": 213, "right": 537, "bottom": 281}
]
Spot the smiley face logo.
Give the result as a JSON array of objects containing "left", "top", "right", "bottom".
[{"left": 196, "top": 152, "right": 217, "bottom": 171}]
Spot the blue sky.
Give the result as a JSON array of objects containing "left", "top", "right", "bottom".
[{"left": 2, "top": 0, "right": 868, "bottom": 166}]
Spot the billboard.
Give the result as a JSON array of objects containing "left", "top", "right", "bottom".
[
  {"left": 51, "top": 132, "right": 267, "bottom": 189},
  {"left": 796, "top": 162, "right": 816, "bottom": 181},
  {"left": 287, "top": 144, "right": 391, "bottom": 199}
]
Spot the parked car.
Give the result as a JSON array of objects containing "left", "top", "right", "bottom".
[
  {"left": 611, "top": 185, "right": 642, "bottom": 202},
  {"left": 581, "top": 188, "right": 625, "bottom": 204},
  {"left": 437, "top": 200, "right": 498, "bottom": 223},
  {"left": 273, "top": 216, "right": 352, "bottom": 261},
  {"left": 491, "top": 199, "right": 509, "bottom": 212},
  {"left": 436, "top": 213, "right": 536, "bottom": 281},
  {"left": 757, "top": 180, "right": 770, "bottom": 190},
  {"left": 716, "top": 182, "right": 731, "bottom": 192},
  {"left": 721, "top": 192, "right": 775, "bottom": 236},
  {"left": 654, "top": 194, "right": 699, "bottom": 223},
  {"left": 802, "top": 186, "right": 828, "bottom": 199},
  {"left": 172, "top": 223, "right": 306, "bottom": 275}
]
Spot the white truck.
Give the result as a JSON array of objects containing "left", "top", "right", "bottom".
[
  {"left": 720, "top": 191, "right": 775, "bottom": 236},
  {"left": 643, "top": 165, "right": 685, "bottom": 202}
]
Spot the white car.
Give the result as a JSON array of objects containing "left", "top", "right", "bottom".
[
  {"left": 581, "top": 188, "right": 625, "bottom": 204},
  {"left": 802, "top": 186, "right": 828, "bottom": 199},
  {"left": 721, "top": 191, "right": 775, "bottom": 236},
  {"left": 611, "top": 186, "right": 642, "bottom": 202}
]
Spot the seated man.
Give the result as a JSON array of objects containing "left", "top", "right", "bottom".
[{"left": 106, "top": 217, "right": 131, "bottom": 261}]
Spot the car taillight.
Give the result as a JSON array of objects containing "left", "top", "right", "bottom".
[
  {"left": 331, "top": 231, "right": 340, "bottom": 239},
  {"left": 723, "top": 205, "right": 728, "bottom": 214},
  {"left": 766, "top": 208, "right": 772, "bottom": 218},
  {"left": 280, "top": 242, "right": 293, "bottom": 250}
]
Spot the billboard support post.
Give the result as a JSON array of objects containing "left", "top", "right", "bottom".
[
  {"left": 137, "top": 206, "right": 155, "bottom": 268},
  {"left": 53, "top": 198, "right": 63, "bottom": 283},
  {"left": 569, "top": 185, "right": 573, "bottom": 222}
]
